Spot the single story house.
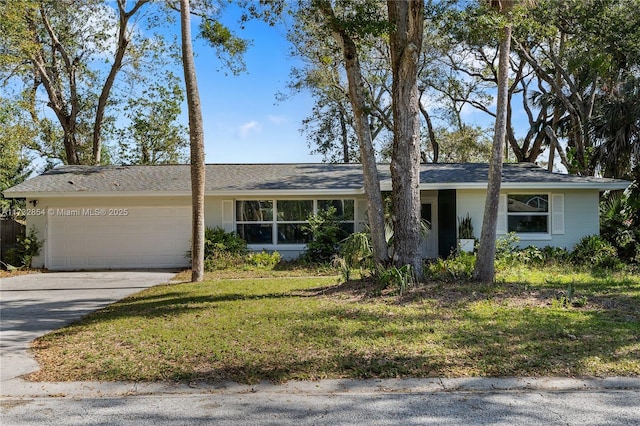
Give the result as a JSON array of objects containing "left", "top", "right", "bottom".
[{"left": 2, "top": 163, "right": 629, "bottom": 271}]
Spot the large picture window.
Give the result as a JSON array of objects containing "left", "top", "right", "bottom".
[
  {"left": 276, "top": 200, "right": 313, "bottom": 244},
  {"left": 236, "top": 200, "right": 274, "bottom": 244},
  {"left": 507, "top": 194, "right": 549, "bottom": 233},
  {"left": 235, "top": 199, "right": 356, "bottom": 245},
  {"left": 318, "top": 199, "right": 355, "bottom": 234}
]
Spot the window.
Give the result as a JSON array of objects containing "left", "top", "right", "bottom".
[
  {"left": 236, "top": 201, "right": 273, "bottom": 244},
  {"left": 318, "top": 199, "right": 355, "bottom": 234},
  {"left": 235, "top": 199, "right": 356, "bottom": 245},
  {"left": 507, "top": 194, "right": 549, "bottom": 233},
  {"left": 276, "top": 200, "right": 313, "bottom": 244}
]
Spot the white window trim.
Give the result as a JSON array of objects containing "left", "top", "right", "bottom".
[
  {"left": 235, "top": 198, "right": 357, "bottom": 248},
  {"left": 503, "top": 192, "right": 553, "bottom": 238}
]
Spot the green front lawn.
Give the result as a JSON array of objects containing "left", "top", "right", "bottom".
[{"left": 29, "top": 267, "right": 640, "bottom": 383}]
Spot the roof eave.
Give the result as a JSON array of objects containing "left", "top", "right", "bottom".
[
  {"left": 3, "top": 188, "right": 367, "bottom": 199},
  {"left": 412, "top": 182, "right": 631, "bottom": 191},
  {"left": 4, "top": 181, "right": 629, "bottom": 198}
]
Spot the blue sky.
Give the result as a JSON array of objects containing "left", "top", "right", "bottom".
[
  {"left": 163, "top": 4, "right": 526, "bottom": 166},
  {"left": 185, "top": 10, "right": 324, "bottom": 164}
]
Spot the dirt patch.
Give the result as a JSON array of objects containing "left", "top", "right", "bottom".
[
  {"left": 0, "top": 269, "right": 45, "bottom": 279},
  {"left": 298, "top": 279, "right": 618, "bottom": 311}
]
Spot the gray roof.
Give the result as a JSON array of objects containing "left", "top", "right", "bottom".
[{"left": 2, "top": 163, "right": 630, "bottom": 197}]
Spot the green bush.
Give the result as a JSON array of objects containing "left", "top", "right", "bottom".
[
  {"left": 494, "top": 232, "right": 521, "bottom": 264},
  {"left": 204, "top": 227, "right": 247, "bottom": 258},
  {"left": 539, "top": 246, "right": 571, "bottom": 265},
  {"left": 571, "top": 235, "right": 620, "bottom": 269},
  {"left": 246, "top": 251, "right": 281, "bottom": 269},
  {"left": 204, "top": 252, "right": 246, "bottom": 271},
  {"left": 302, "top": 206, "right": 348, "bottom": 263},
  {"left": 425, "top": 251, "right": 476, "bottom": 282},
  {"left": 600, "top": 182, "right": 640, "bottom": 265},
  {"left": 374, "top": 264, "right": 415, "bottom": 294},
  {"left": 6, "top": 226, "right": 44, "bottom": 268},
  {"left": 339, "top": 231, "right": 373, "bottom": 270}
]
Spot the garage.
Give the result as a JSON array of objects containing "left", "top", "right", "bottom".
[{"left": 46, "top": 206, "right": 191, "bottom": 270}]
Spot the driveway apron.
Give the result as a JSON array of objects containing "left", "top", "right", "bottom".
[{"left": 0, "top": 271, "right": 176, "bottom": 385}]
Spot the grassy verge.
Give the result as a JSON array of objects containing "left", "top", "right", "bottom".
[{"left": 28, "top": 267, "right": 640, "bottom": 383}]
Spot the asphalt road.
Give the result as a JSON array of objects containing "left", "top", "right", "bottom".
[{"left": 2, "top": 387, "right": 640, "bottom": 425}]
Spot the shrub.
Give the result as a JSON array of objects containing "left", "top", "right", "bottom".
[
  {"left": 571, "top": 235, "right": 620, "bottom": 269},
  {"left": 516, "top": 245, "right": 545, "bottom": 266},
  {"left": 204, "top": 252, "right": 246, "bottom": 271},
  {"left": 339, "top": 231, "right": 373, "bottom": 270},
  {"left": 374, "top": 264, "right": 415, "bottom": 294},
  {"left": 246, "top": 251, "right": 281, "bottom": 269},
  {"left": 494, "top": 232, "right": 521, "bottom": 265},
  {"left": 600, "top": 184, "right": 640, "bottom": 265},
  {"left": 6, "top": 226, "right": 44, "bottom": 268},
  {"left": 425, "top": 251, "right": 476, "bottom": 282},
  {"left": 540, "top": 246, "right": 571, "bottom": 265},
  {"left": 302, "top": 206, "right": 348, "bottom": 263},
  {"left": 203, "top": 227, "right": 247, "bottom": 258}
]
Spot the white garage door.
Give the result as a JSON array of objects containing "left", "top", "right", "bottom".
[{"left": 47, "top": 206, "right": 191, "bottom": 270}]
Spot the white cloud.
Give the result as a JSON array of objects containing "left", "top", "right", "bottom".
[
  {"left": 238, "top": 121, "right": 262, "bottom": 138},
  {"left": 267, "top": 115, "right": 288, "bottom": 125}
]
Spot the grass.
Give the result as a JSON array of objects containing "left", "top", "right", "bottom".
[{"left": 27, "top": 266, "right": 640, "bottom": 384}]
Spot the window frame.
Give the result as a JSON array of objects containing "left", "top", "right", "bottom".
[
  {"left": 505, "top": 192, "right": 552, "bottom": 239},
  {"left": 235, "top": 198, "right": 357, "bottom": 247}
]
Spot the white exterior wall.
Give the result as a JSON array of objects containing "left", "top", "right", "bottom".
[
  {"left": 205, "top": 194, "right": 368, "bottom": 260},
  {"left": 26, "top": 188, "right": 600, "bottom": 269},
  {"left": 456, "top": 189, "right": 600, "bottom": 250},
  {"left": 455, "top": 190, "right": 485, "bottom": 241}
]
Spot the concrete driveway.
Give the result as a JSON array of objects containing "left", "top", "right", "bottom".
[{"left": 0, "top": 271, "right": 177, "bottom": 384}]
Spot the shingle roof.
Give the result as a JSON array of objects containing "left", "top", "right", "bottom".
[{"left": 2, "top": 163, "right": 630, "bottom": 197}]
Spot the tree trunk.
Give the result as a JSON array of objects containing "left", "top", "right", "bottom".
[
  {"left": 473, "top": 23, "right": 512, "bottom": 284},
  {"left": 387, "top": 0, "right": 424, "bottom": 279},
  {"left": 338, "top": 107, "right": 349, "bottom": 163},
  {"left": 180, "top": 0, "right": 205, "bottom": 283},
  {"left": 419, "top": 101, "right": 439, "bottom": 163},
  {"left": 317, "top": 1, "right": 388, "bottom": 265},
  {"left": 92, "top": 1, "right": 146, "bottom": 164}
]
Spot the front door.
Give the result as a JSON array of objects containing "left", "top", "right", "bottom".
[{"left": 421, "top": 198, "right": 438, "bottom": 259}]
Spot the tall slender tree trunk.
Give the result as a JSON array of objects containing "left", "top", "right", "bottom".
[
  {"left": 317, "top": 1, "right": 388, "bottom": 265},
  {"left": 180, "top": 0, "right": 205, "bottom": 282},
  {"left": 93, "top": 1, "right": 147, "bottom": 164},
  {"left": 387, "top": 0, "right": 424, "bottom": 279},
  {"left": 473, "top": 22, "right": 512, "bottom": 284}
]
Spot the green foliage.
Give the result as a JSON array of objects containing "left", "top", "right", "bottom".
[
  {"left": 600, "top": 180, "right": 640, "bottom": 265},
  {"left": 494, "top": 232, "right": 521, "bottom": 264},
  {"left": 457, "top": 213, "right": 474, "bottom": 239},
  {"left": 540, "top": 246, "right": 572, "bottom": 264},
  {"left": 6, "top": 226, "right": 43, "bottom": 268},
  {"left": 553, "top": 283, "right": 588, "bottom": 309},
  {"left": 331, "top": 255, "right": 351, "bottom": 282},
  {"left": 303, "top": 206, "right": 349, "bottom": 264},
  {"left": 426, "top": 251, "right": 476, "bottom": 282},
  {"left": 116, "top": 76, "right": 188, "bottom": 165},
  {"left": 431, "top": 126, "right": 493, "bottom": 163},
  {"left": 0, "top": 100, "right": 33, "bottom": 210},
  {"left": 571, "top": 235, "right": 620, "bottom": 270},
  {"left": 203, "top": 252, "right": 246, "bottom": 271},
  {"left": 339, "top": 231, "right": 373, "bottom": 270},
  {"left": 204, "top": 226, "right": 248, "bottom": 258},
  {"left": 374, "top": 264, "right": 415, "bottom": 295},
  {"left": 199, "top": 18, "right": 249, "bottom": 76},
  {"left": 246, "top": 251, "right": 282, "bottom": 269},
  {"left": 516, "top": 245, "right": 545, "bottom": 266}
]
